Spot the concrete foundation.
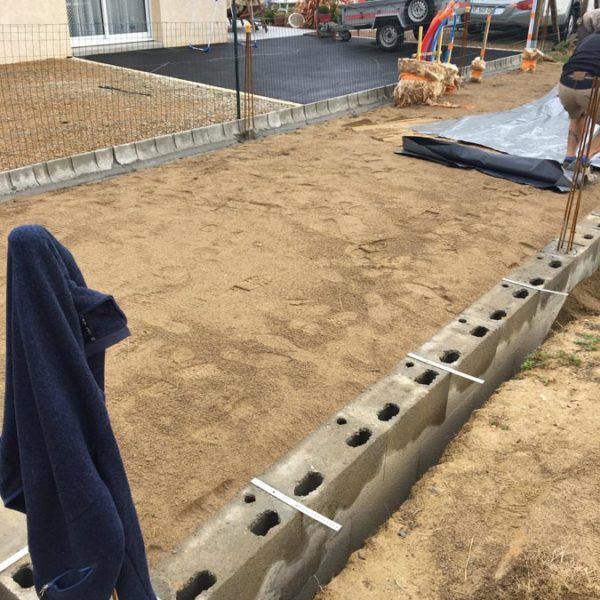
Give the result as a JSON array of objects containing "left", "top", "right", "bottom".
[{"left": 3, "top": 211, "right": 597, "bottom": 600}]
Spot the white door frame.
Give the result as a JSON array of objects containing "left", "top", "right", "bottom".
[{"left": 69, "top": 0, "right": 153, "bottom": 47}]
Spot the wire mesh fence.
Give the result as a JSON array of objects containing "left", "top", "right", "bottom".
[{"left": 0, "top": 19, "right": 530, "bottom": 172}]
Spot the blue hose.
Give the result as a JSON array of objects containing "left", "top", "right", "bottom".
[{"left": 429, "top": 18, "right": 448, "bottom": 62}]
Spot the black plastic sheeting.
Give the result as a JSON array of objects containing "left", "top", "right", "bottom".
[
  {"left": 398, "top": 136, "right": 572, "bottom": 192},
  {"left": 413, "top": 88, "right": 600, "bottom": 168}
]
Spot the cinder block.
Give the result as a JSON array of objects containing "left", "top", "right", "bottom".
[
  {"left": 46, "top": 157, "right": 76, "bottom": 184},
  {"left": 191, "top": 127, "right": 210, "bottom": 147},
  {"left": 113, "top": 143, "right": 138, "bottom": 166},
  {"left": 0, "top": 558, "right": 37, "bottom": 600},
  {"left": 9, "top": 167, "right": 38, "bottom": 192},
  {"left": 154, "top": 134, "right": 177, "bottom": 156},
  {"left": 315, "top": 100, "right": 330, "bottom": 117},
  {"left": 327, "top": 96, "right": 350, "bottom": 114},
  {"left": 291, "top": 106, "right": 307, "bottom": 123},
  {"left": 205, "top": 124, "right": 226, "bottom": 143},
  {"left": 32, "top": 163, "right": 51, "bottom": 187},
  {"left": 71, "top": 152, "right": 99, "bottom": 177},
  {"left": 135, "top": 139, "right": 159, "bottom": 161},
  {"left": 304, "top": 102, "right": 319, "bottom": 121},
  {"left": 95, "top": 148, "right": 114, "bottom": 171},
  {"left": 0, "top": 172, "right": 13, "bottom": 196},
  {"left": 267, "top": 112, "right": 282, "bottom": 128},
  {"left": 223, "top": 120, "right": 241, "bottom": 138},
  {"left": 173, "top": 131, "right": 194, "bottom": 150}
]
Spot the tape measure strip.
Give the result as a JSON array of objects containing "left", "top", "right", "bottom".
[
  {"left": 251, "top": 478, "right": 342, "bottom": 533},
  {"left": 0, "top": 546, "right": 28, "bottom": 574},
  {"left": 502, "top": 278, "right": 568, "bottom": 297},
  {"left": 407, "top": 353, "right": 485, "bottom": 384}
]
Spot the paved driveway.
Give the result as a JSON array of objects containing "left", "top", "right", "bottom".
[{"left": 89, "top": 34, "right": 518, "bottom": 104}]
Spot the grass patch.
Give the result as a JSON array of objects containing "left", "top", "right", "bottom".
[
  {"left": 521, "top": 350, "right": 581, "bottom": 371},
  {"left": 574, "top": 333, "right": 600, "bottom": 352}
]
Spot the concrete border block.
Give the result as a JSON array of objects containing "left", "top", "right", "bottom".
[
  {"left": 113, "top": 143, "right": 138, "bottom": 166},
  {"left": 0, "top": 558, "right": 37, "bottom": 600},
  {"left": 304, "top": 102, "right": 319, "bottom": 121},
  {"left": 346, "top": 93, "right": 360, "bottom": 109},
  {"left": 71, "top": 151, "right": 99, "bottom": 177},
  {"left": 0, "top": 172, "right": 13, "bottom": 196},
  {"left": 223, "top": 120, "right": 241, "bottom": 138},
  {"left": 149, "top": 208, "right": 600, "bottom": 600},
  {"left": 155, "top": 134, "right": 177, "bottom": 156},
  {"left": 205, "top": 124, "right": 227, "bottom": 144},
  {"left": 46, "top": 157, "right": 76, "bottom": 184},
  {"left": 173, "top": 131, "right": 194, "bottom": 151},
  {"left": 253, "top": 114, "right": 270, "bottom": 131},
  {"left": 9, "top": 167, "right": 38, "bottom": 192},
  {"left": 327, "top": 96, "right": 350, "bottom": 114},
  {"left": 94, "top": 148, "right": 115, "bottom": 171},
  {"left": 315, "top": 100, "right": 330, "bottom": 117},
  {"left": 357, "top": 90, "right": 372, "bottom": 106},
  {"left": 32, "top": 163, "right": 51, "bottom": 187},
  {"left": 135, "top": 139, "right": 159, "bottom": 161},
  {"left": 291, "top": 106, "right": 307, "bottom": 124},
  {"left": 191, "top": 127, "right": 210, "bottom": 147},
  {"left": 267, "top": 111, "right": 282, "bottom": 129},
  {"left": 278, "top": 108, "right": 294, "bottom": 126}
]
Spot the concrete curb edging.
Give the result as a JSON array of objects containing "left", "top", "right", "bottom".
[
  {"left": 0, "top": 53, "right": 520, "bottom": 202},
  {"left": 3, "top": 209, "right": 597, "bottom": 600}
]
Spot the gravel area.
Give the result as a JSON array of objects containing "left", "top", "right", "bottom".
[{"left": 0, "top": 58, "right": 291, "bottom": 171}]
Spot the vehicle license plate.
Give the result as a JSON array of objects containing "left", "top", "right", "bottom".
[{"left": 472, "top": 6, "right": 493, "bottom": 14}]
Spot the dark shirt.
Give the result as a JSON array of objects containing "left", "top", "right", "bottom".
[
  {"left": 561, "top": 32, "right": 600, "bottom": 88},
  {"left": 0, "top": 225, "right": 155, "bottom": 600}
]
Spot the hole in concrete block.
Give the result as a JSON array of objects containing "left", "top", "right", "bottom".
[
  {"left": 378, "top": 403, "right": 399, "bottom": 421},
  {"left": 12, "top": 565, "right": 35, "bottom": 589},
  {"left": 250, "top": 510, "right": 280, "bottom": 536},
  {"left": 470, "top": 326, "right": 489, "bottom": 338},
  {"left": 440, "top": 349, "right": 460, "bottom": 364},
  {"left": 529, "top": 277, "right": 545, "bottom": 286},
  {"left": 294, "top": 471, "right": 324, "bottom": 497},
  {"left": 415, "top": 369, "right": 438, "bottom": 385},
  {"left": 501, "top": 283, "right": 509, "bottom": 288},
  {"left": 244, "top": 493, "right": 256, "bottom": 504},
  {"left": 549, "top": 260, "right": 562, "bottom": 268},
  {"left": 458, "top": 318, "right": 467, "bottom": 323},
  {"left": 346, "top": 428, "right": 372, "bottom": 447},
  {"left": 513, "top": 289, "right": 529, "bottom": 299},
  {"left": 405, "top": 361, "right": 414, "bottom": 368},
  {"left": 176, "top": 570, "right": 217, "bottom": 600},
  {"left": 336, "top": 417, "right": 347, "bottom": 425},
  {"left": 490, "top": 310, "right": 507, "bottom": 320},
  {"left": 583, "top": 234, "right": 593, "bottom": 240}
]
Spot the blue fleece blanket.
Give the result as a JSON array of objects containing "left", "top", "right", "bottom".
[{"left": 0, "top": 225, "right": 155, "bottom": 600}]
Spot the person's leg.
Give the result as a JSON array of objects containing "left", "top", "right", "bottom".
[{"left": 566, "top": 116, "right": 586, "bottom": 156}]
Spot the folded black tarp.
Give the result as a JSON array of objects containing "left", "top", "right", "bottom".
[{"left": 398, "top": 136, "right": 572, "bottom": 192}]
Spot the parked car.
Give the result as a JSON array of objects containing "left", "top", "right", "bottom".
[{"left": 466, "top": 0, "right": 580, "bottom": 38}]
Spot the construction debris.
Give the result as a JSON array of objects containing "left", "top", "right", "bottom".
[
  {"left": 469, "top": 57, "right": 486, "bottom": 83},
  {"left": 394, "top": 58, "right": 460, "bottom": 108},
  {"left": 521, "top": 47, "right": 545, "bottom": 72}
]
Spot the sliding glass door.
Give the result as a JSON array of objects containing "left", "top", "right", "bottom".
[{"left": 67, "top": 0, "right": 151, "bottom": 46}]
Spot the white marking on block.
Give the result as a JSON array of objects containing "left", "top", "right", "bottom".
[
  {"left": 0, "top": 546, "right": 28, "bottom": 574},
  {"left": 407, "top": 353, "right": 484, "bottom": 384},
  {"left": 502, "top": 278, "right": 568, "bottom": 296},
  {"left": 251, "top": 478, "right": 342, "bottom": 533}
]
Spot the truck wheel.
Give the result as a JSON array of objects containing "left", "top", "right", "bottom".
[
  {"left": 377, "top": 24, "right": 404, "bottom": 51},
  {"left": 405, "top": 0, "right": 435, "bottom": 26},
  {"left": 340, "top": 30, "right": 352, "bottom": 41}
]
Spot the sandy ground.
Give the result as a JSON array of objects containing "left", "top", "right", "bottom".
[
  {"left": 0, "top": 63, "right": 598, "bottom": 563},
  {"left": 317, "top": 271, "right": 600, "bottom": 600},
  {"left": 0, "top": 58, "right": 290, "bottom": 171}
]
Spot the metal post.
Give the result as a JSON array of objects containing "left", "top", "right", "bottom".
[{"left": 231, "top": 0, "right": 242, "bottom": 120}]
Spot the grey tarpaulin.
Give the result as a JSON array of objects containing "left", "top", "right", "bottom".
[
  {"left": 414, "top": 87, "right": 600, "bottom": 168},
  {"left": 398, "top": 136, "right": 573, "bottom": 192}
]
